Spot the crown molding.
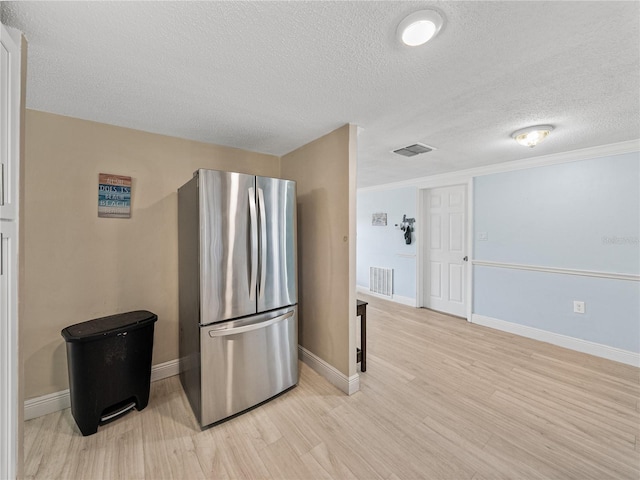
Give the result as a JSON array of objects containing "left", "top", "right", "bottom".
[{"left": 358, "top": 139, "right": 640, "bottom": 193}]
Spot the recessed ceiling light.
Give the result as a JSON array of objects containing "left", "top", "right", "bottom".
[
  {"left": 511, "top": 125, "right": 554, "bottom": 147},
  {"left": 397, "top": 10, "right": 444, "bottom": 47}
]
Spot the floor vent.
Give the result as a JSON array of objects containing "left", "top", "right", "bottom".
[
  {"left": 392, "top": 143, "right": 435, "bottom": 157},
  {"left": 369, "top": 267, "right": 393, "bottom": 297}
]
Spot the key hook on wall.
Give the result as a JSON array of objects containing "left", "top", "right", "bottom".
[{"left": 396, "top": 214, "right": 415, "bottom": 245}]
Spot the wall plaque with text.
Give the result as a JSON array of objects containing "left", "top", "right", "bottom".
[{"left": 98, "top": 173, "right": 132, "bottom": 218}]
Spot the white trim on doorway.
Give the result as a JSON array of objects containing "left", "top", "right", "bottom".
[
  {"left": 0, "top": 23, "right": 22, "bottom": 480},
  {"left": 416, "top": 180, "right": 473, "bottom": 321},
  {"left": 420, "top": 184, "right": 468, "bottom": 317}
]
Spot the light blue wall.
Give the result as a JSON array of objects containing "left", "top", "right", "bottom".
[
  {"left": 474, "top": 267, "right": 639, "bottom": 352},
  {"left": 473, "top": 152, "right": 640, "bottom": 353},
  {"left": 357, "top": 187, "right": 417, "bottom": 299},
  {"left": 474, "top": 152, "right": 640, "bottom": 273}
]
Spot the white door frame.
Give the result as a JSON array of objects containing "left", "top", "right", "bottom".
[
  {"left": 416, "top": 176, "right": 473, "bottom": 321},
  {"left": 0, "top": 23, "right": 22, "bottom": 480}
]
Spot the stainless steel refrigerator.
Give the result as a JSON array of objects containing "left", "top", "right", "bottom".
[{"left": 178, "top": 169, "right": 298, "bottom": 428}]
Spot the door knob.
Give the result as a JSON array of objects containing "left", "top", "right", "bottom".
[{"left": 463, "top": 256, "right": 468, "bottom": 262}]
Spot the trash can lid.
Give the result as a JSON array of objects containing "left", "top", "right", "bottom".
[{"left": 61, "top": 310, "right": 157, "bottom": 343}]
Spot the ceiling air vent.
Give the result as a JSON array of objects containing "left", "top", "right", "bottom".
[{"left": 392, "top": 143, "right": 435, "bottom": 157}]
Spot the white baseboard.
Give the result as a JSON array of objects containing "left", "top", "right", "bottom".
[
  {"left": 24, "top": 358, "right": 181, "bottom": 421},
  {"left": 356, "top": 285, "right": 416, "bottom": 307},
  {"left": 471, "top": 314, "right": 640, "bottom": 367},
  {"left": 24, "top": 389, "right": 71, "bottom": 421},
  {"left": 150, "top": 358, "right": 181, "bottom": 382},
  {"left": 298, "top": 346, "right": 360, "bottom": 395},
  {"left": 390, "top": 294, "right": 416, "bottom": 307}
]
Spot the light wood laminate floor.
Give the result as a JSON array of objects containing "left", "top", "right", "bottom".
[{"left": 24, "top": 294, "right": 640, "bottom": 479}]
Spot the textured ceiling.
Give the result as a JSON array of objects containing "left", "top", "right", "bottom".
[{"left": 2, "top": 1, "right": 639, "bottom": 188}]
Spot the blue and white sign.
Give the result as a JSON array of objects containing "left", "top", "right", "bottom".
[{"left": 98, "top": 173, "right": 131, "bottom": 218}]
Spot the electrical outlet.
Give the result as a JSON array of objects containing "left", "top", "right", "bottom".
[
  {"left": 478, "top": 232, "right": 488, "bottom": 241},
  {"left": 573, "top": 301, "right": 585, "bottom": 314}
]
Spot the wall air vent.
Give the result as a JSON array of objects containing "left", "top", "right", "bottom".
[
  {"left": 370, "top": 267, "right": 393, "bottom": 297},
  {"left": 392, "top": 143, "right": 435, "bottom": 157}
]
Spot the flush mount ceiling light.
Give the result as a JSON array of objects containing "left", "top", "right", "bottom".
[
  {"left": 397, "top": 10, "right": 444, "bottom": 47},
  {"left": 511, "top": 125, "right": 554, "bottom": 147}
]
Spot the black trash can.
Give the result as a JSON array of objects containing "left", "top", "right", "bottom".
[{"left": 61, "top": 310, "right": 157, "bottom": 436}]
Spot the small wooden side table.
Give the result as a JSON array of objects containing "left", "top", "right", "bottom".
[{"left": 356, "top": 300, "right": 368, "bottom": 372}]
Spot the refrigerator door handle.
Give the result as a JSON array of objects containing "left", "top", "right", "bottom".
[
  {"left": 248, "top": 187, "right": 258, "bottom": 300},
  {"left": 257, "top": 187, "right": 267, "bottom": 300},
  {"left": 207, "top": 310, "right": 294, "bottom": 337}
]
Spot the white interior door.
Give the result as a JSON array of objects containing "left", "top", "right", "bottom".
[{"left": 423, "top": 185, "right": 467, "bottom": 317}]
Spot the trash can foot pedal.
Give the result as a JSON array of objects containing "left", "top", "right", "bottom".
[{"left": 101, "top": 401, "right": 136, "bottom": 423}]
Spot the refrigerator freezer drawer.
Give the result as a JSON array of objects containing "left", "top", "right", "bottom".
[{"left": 199, "top": 306, "right": 298, "bottom": 427}]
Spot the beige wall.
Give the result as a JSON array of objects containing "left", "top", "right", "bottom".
[
  {"left": 280, "top": 124, "right": 357, "bottom": 377},
  {"left": 23, "top": 110, "right": 280, "bottom": 399}
]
